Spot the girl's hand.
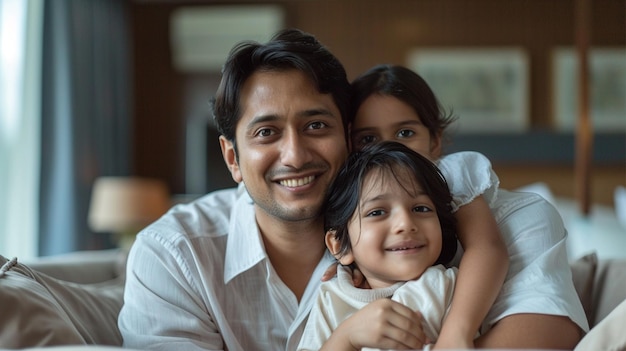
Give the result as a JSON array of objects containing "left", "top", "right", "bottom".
[
  {"left": 321, "top": 299, "right": 427, "bottom": 351},
  {"left": 322, "top": 263, "right": 369, "bottom": 288},
  {"left": 321, "top": 262, "right": 338, "bottom": 282}
]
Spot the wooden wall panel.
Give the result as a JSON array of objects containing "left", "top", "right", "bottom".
[
  {"left": 130, "top": 0, "right": 625, "bottom": 205},
  {"left": 131, "top": 3, "right": 186, "bottom": 192}
]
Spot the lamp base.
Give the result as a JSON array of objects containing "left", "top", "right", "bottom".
[{"left": 114, "top": 231, "right": 138, "bottom": 252}]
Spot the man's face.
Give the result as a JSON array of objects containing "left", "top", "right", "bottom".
[{"left": 220, "top": 69, "right": 348, "bottom": 225}]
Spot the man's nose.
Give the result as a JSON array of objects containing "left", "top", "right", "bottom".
[{"left": 280, "top": 129, "right": 313, "bottom": 169}]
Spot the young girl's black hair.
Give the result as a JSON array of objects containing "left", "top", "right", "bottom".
[
  {"left": 324, "top": 141, "right": 457, "bottom": 266},
  {"left": 350, "top": 64, "right": 457, "bottom": 142}
]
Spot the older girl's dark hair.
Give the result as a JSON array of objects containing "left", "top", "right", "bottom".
[
  {"left": 325, "top": 141, "right": 457, "bottom": 266},
  {"left": 350, "top": 64, "right": 456, "bottom": 140},
  {"left": 211, "top": 28, "right": 351, "bottom": 144}
]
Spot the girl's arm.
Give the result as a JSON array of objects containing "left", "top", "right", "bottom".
[{"left": 435, "top": 195, "right": 509, "bottom": 349}]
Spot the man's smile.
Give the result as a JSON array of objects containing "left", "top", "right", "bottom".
[{"left": 279, "top": 175, "right": 316, "bottom": 188}]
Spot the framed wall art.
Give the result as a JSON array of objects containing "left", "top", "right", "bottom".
[
  {"left": 407, "top": 48, "right": 529, "bottom": 134},
  {"left": 552, "top": 47, "right": 626, "bottom": 133}
]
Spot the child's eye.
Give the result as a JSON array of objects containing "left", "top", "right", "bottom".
[
  {"left": 365, "top": 209, "right": 385, "bottom": 217},
  {"left": 358, "top": 135, "right": 377, "bottom": 146},
  {"left": 413, "top": 205, "right": 432, "bottom": 213},
  {"left": 397, "top": 129, "right": 415, "bottom": 138}
]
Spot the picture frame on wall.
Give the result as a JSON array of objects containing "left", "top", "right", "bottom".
[
  {"left": 407, "top": 48, "right": 529, "bottom": 134},
  {"left": 552, "top": 47, "right": 626, "bottom": 133}
]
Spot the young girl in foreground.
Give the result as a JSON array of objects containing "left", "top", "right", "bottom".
[
  {"left": 298, "top": 141, "right": 465, "bottom": 351},
  {"left": 348, "top": 64, "right": 588, "bottom": 349}
]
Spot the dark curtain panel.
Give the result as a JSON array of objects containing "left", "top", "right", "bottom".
[{"left": 39, "top": 0, "right": 131, "bottom": 256}]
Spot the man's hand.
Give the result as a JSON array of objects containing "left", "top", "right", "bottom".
[{"left": 320, "top": 299, "right": 427, "bottom": 351}]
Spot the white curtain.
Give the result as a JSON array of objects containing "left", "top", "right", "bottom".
[
  {"left": 1, "top": 0, "right": 131, "bottom": 257},
  {"left": 0, "top": 0, "right": 43, "bottom": 260}
]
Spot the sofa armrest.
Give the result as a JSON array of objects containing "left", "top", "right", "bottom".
[
  {"left": 24, "top": 249, "right": 126, "bottom": 284},
  {"left": 1, "top": 253, "right": 126, "bottom": 348}
]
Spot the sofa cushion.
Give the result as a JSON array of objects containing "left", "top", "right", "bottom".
[
  {"left": 0, "top": 262, "right": 85, "bottom": 347},
  {"left": 0, "top": 255, "right": 124, "bottom": 348},
  {"left": 574, "top": 298, "right": 626, "bottom": 351},
  {"left": 591, "top": 258, "right": 626, "bottom": 327},
  {"left": 570, "top": 252, "right": 598, "bottom": 326}
]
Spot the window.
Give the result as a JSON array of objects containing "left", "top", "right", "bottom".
[{"left": 0, "top": 0, "right": 43, "bottom": 259}]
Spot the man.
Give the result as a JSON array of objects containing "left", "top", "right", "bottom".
[{"left": 118, "top": 28, "right": 424, "bottom": 351}]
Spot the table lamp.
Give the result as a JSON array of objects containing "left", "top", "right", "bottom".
[{"left": 88, "top": 177, "right": 170, "bottom": 250}]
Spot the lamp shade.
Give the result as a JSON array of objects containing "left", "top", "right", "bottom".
[{"left": 88, "top": 177, "right": 170, "bottom": 234}]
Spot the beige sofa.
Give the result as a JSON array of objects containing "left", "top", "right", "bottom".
[
  {"left": 1, "top": 250, "right": 625, "bottom": 350},
  {"left": 0, "top": 250, "right": 126, "bottom": 349}
]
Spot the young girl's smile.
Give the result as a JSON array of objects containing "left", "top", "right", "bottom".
[{"left": 340, "top": 166, "right": 443, "bottom": 289}]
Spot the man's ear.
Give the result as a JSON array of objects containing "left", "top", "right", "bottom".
[
  {"left": 325, "top": 230, "right": 354, "bottom": 266},
  {"left": 219, "top": 135, "right": 242, "bottom": 183}
]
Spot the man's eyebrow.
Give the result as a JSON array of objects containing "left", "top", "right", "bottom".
[
  {"left": 244, "top": 108, "right": 338, "bottom": 133},
  {"left": 249, "top": 108, "right": 335, "bottom": 125},
  {"left": 249, "top": 114, "right": 279, "bottom": 125},
  {"left": 299, "top": 108, "right": 337, "bottom": 118},
  {"left": 245, "top": 114, "right": 279, "bottom": 133}
]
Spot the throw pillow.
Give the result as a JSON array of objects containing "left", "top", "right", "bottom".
[{"left": 574, "top": 298, "right": 626, "bottom": 351}]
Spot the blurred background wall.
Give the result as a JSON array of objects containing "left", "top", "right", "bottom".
[{"left": 129, "top": 0, "right": 625, "bottom": 207}]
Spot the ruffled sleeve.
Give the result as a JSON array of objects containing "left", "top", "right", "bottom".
[{"left": 436, "top": 151, "right": 499, "bottom": 212}]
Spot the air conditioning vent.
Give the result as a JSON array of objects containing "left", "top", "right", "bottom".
[{"left": 170, "top": 5, "right": 284, "bottom": 72}]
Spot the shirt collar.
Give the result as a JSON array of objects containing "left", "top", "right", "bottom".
[
  {"left": 224, "top": 185, "right": 266, "bottom": 284},
  {"left": 223, "top": 184, "right": 336, "bottom": 287}
]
